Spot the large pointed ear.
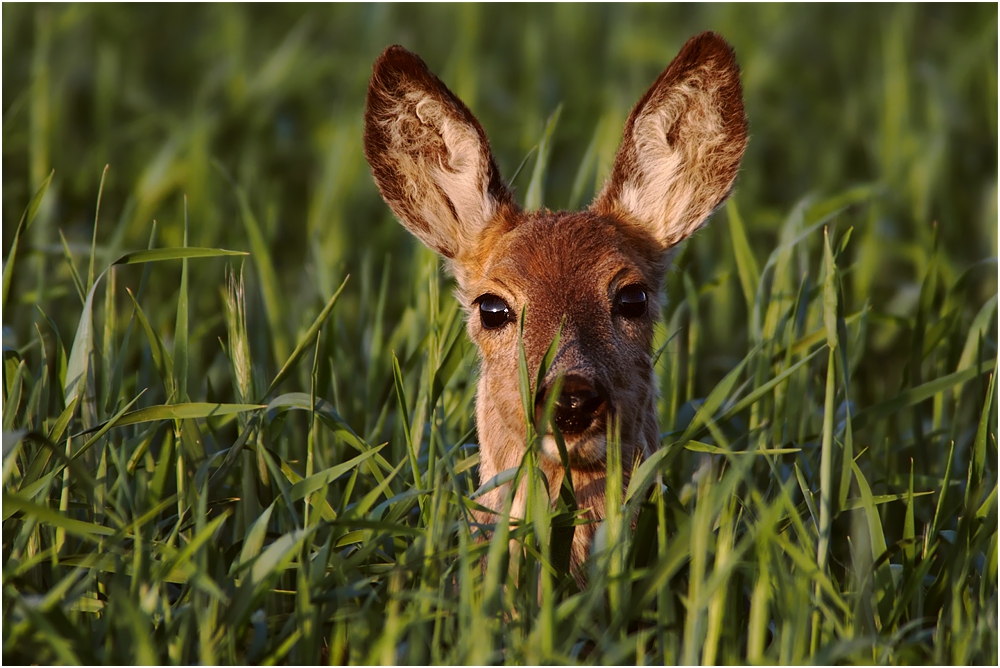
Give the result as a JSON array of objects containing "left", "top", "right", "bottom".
[
  {"left": 591, "top": 32, "right": 748, "bottom": 254},
  {"left": 364, "top": 45, "right": 518, "bottom": 264}
]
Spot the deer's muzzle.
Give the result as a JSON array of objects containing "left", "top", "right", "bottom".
[{"left": 536, "top": 374, "right": 608, "bottom": 437}]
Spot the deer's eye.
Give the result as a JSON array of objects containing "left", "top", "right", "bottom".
[
  {"left": 614, "top": 285, "right": 647, "bottom": 319},
  {"left": 477, "top": 294, "right": 512, "bottom": 330}
]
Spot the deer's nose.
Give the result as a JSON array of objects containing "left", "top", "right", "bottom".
[{"left": 536, "top": 375, "right": 608, "bottom": 435}]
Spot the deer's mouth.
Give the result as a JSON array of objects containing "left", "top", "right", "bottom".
[
  {"left": 531, "top": 373, "right": 613, "bottom": 467},
  {"left": 539, "top": 426, "right": 609, "bottom": 468}
]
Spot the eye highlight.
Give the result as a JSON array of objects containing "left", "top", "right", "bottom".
[
  {"left": 476, "top": 294, "right": 512, "bottom": 330},
  {"left": 614, "top": 284, "right": 647, "bottom": 319}
]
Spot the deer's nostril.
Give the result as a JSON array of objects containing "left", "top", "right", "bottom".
[{"left": 537, "top": 375, "right": 608, "bottom": 435}]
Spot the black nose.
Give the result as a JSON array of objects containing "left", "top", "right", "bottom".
[{"left": 536, "top": 375, "right": 608, "bottom": 435}]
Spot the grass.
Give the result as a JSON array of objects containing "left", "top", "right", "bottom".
[{"left": 2, "top": 4, "right": 997, "bottom": 665}]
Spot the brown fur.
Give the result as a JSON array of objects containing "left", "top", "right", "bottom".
[{"left": 363, "top": 32, "right": 748, "bottom": 584}]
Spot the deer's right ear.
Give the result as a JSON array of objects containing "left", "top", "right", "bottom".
[{"left": 364, "top": 46, "right": 517, "bottom": 262}]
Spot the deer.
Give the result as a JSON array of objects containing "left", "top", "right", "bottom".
[{"left": 363, "top": 32, "right": 748, "bottom": 583}]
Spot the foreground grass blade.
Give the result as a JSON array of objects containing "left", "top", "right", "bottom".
[
  {"left": 75, "top": 402, "right": 266, "bottom": 436},
  {"left": 288, "top": 445, "right": 386, "bottom": 502}
]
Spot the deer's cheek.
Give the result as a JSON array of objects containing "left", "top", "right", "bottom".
[
  {"left": 477, "top": 351, "right": 529, "bottom": 428},
  {"left": 614, "top": 316, "right": 656, "bottom": 348}
]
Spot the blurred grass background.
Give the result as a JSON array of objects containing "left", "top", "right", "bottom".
[{"left": 2, "top": 3, "right": 997, "bottom": 665}]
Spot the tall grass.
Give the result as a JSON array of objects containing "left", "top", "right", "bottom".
[{"left": 3, "top": 4, "right": 997, "bottom": 664}]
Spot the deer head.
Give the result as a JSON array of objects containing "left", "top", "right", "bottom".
[{"left": 363, "top": 32, "right": 747, "bottom": 577}]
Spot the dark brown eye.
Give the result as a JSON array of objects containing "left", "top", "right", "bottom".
[
  {"left": 615, "top": 285, "right": 647, "bottom": 319},
  {"left": 477, "top": 294, "right": 511, "bottom": 330}
]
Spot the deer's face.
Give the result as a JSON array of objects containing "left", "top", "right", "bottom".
[
  {"left": 362, "top": 32, "right": 747, "bottom": 560},
  {"left": 463, "top": 211, "right": 662, "bottom": 468}
]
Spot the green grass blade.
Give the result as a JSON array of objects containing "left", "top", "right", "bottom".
[
  {"left": 106, "top": 223, "right": 160, "bottom": 413},
  {"left": 849, "top": 459, "right": 894, "bottom": 616},
  {"left": 126, "top": 288, "right": 175, "bottom": 399},
  {"left": 174, "top": 197, "right": 190, "bottom": 400},
  {"left": 392, "top": 352, "right": 420, "bottom": 489},
  {"left": 57, "top": 229, "right": 87, "bottom": 306},
  {"left": 841, "top": 490, "right": 933, "bottom": 510},
  {"left": 727, "top": 198, "right": 760, "bottom": 335},
  {"left": 720, "top": 347, "right": 823, "bottom": 422},
  {"left": 62, "top": 270, "right": 101, "bottom": 407},
  {"left": 2, "top": 169, "right": 53, "bottom": 309},
  {"left": 220, "top": 168, "right": 291, "bottom": 365},
  {"left": 567, "top": 118, "right": 602, "bottom": 210},
  {"left": 261, "top": 274, "right": 349, "bottom": 401},
  {"left": 676, "top": 343, "right": 761, "bottom": 445},
  {"left": 234, "top": 501, "right": 275, "bottom": 574},
  {"left": 971, "top": 370, "right": 996, "bottom": 486},
  {"left": 684, "top": 441, "right": 800, "bottom": 456},
  {"left": 156, "top": 511, "right": 231, "bottom": 585},
  {"left": 525, "top": 104, "right": 562, "bottom": 210},
  {"left": 813, "top": 347, "right": 836, "bottom": 653},
  {"left": 87, "top": 165, "right": 108, "bottom": 292},
  {"left": 852, "top": 356, "right": 996, "bottom": 431},
  {"left": 113, "top": 247, "right": 248, "bottom": 265},
  {"left": 77, "top": 402, "right": 265, "bottom": 435},
  {"left": 3, "top": 493, "right": 115, "bottom": 539},
  {"left": 227, "top": 525, "right": 319, "bottom": 630},
  {"left": 99, "top": 266, "right": 116, "bottom": 420},
  {"left": 289, "top": 444, "right": 386, "bottom": 502},
  {"left": 956, "top": 294, "right": 997, "bottom": 389},
  {"left": 69, "top": 390, "right": 145, "bottom": 464}
]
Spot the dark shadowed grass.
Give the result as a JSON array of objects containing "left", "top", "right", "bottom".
[{"left": 2, "top": 4, "right": 997, "bottom": 665}]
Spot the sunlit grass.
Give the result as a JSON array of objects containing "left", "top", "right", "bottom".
[{"left": 2, "top": 4, "right": 997, "bottom": 665}]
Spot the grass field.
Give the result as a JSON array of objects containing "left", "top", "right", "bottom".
[{"left": 2, "top": 4, "right": 998, "bottom": 665}]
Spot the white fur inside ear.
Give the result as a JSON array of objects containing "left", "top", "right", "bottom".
[
  {"left": 434, "top": 114, "right": 497, "bottom": 231},
  {"left": 619, "top": 77, "right": 733, "bottom": 248},
  {"left": 402, "top": 94, "right": 496, "bottom": 241}
]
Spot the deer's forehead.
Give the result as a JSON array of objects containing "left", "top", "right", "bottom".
[{"left": 476, "top": 214, "right": 651, "bottom": 297}]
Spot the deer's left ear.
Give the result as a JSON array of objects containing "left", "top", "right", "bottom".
[{"left": 591, "top": 32, "right": 748, "bottom": 254}]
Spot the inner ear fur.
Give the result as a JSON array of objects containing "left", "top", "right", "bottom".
[
  {"left": 363, "top": 45, "right": 517, "bottom": 262},
  {"left": 592, "top": 32, "right": 748, "bottom": 254}
]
